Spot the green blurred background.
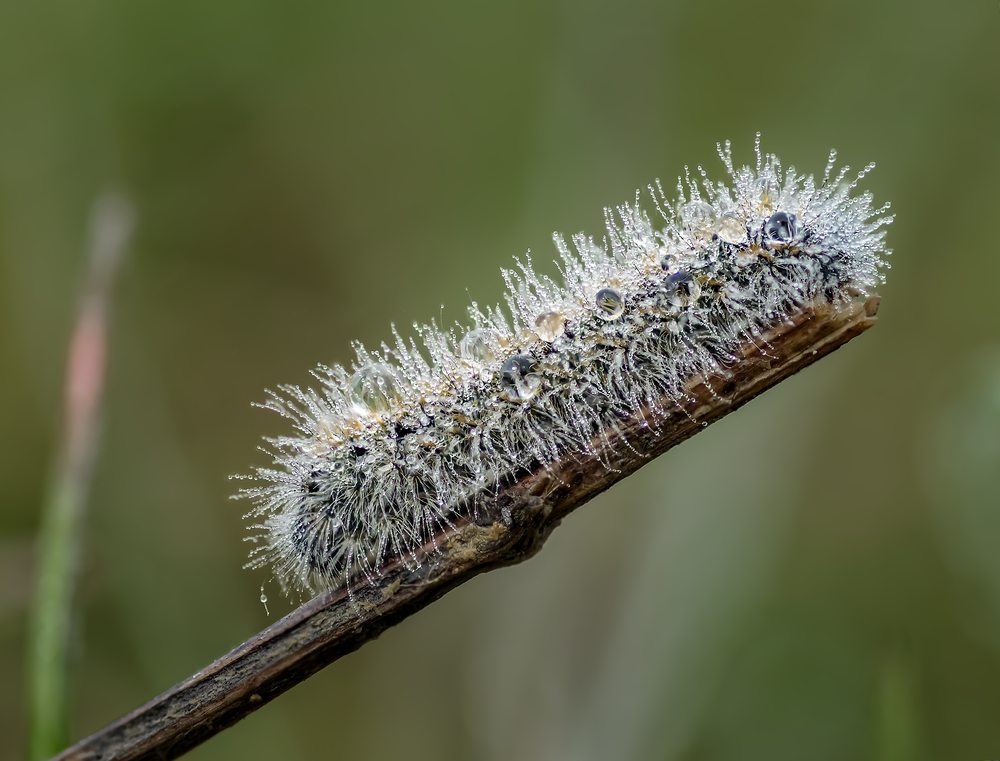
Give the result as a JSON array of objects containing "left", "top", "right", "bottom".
[{"left": 2, "top": 0, "right": 999, "bottom": 758}]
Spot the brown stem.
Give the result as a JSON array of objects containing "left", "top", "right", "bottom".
[{"left": 54, "top": 294, "right": 880, "bottom": 761}]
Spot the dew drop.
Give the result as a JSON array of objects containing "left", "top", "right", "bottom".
[
  {"left": 765, "top": 211, "right": 798, "bottom": 243},
  {"left": 533, "top": 311, "right": 565, "bottom": 342},
  {"left": 717, "top": 212, "right": 748, "bottom": 245},
  {"left": 595, "top": 288, "right": 624, "bottom": 320},
  {"left": 460, "top": 328, "right": 497, "bottom": 364},
  {"left": 316, "top": 413, "right": 347, "bottom": 443},
  {"left": 260, "top": 586, "right": 270, "bottom": 616},
  {"left": 500, "top": 355, "right": 542, "bottom": 401},
  {"left": 348, "top": 363, "right": 402, "bottom": 415},
  {"left": 679, "top": 200, "right": 717, "bottom": 240},
  {"left": 664, "top": 270, "right": 702, "bottom": 307}
]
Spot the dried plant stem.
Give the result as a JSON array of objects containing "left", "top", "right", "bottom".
[{"left": 53, "top": 294, "right": 879, "bottom": 761}]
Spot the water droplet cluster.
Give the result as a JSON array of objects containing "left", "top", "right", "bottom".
[{"left": 239, "top": 137, "right": 893, "bottom": 597}]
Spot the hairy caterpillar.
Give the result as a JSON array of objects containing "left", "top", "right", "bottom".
[{"left": 238, "top": 137, "right": 892, "bottom": 599}]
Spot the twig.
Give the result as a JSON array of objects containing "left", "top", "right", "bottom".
[
  {"left": 28, "top": 194, "right": 135, "bottom": 761},
  {"left": 53, "top": 294, "right": 879, "bottom": 761}
]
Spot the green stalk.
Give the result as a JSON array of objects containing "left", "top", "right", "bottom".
[
  {"left": 25, "top": 194, "right": 134, "bottom": 761},
  {"left": 27, "top": 453, "right": 92, "bottom": 759}
]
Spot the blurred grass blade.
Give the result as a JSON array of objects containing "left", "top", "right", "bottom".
[
  {"left": 875, "top": 648, "right": 921, "bottom": 761},
  {"left": 26, "top": 193, "right": 135, "bottom": 761}
]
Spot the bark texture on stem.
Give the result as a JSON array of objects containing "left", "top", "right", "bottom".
[{"left": 55, "top": 294, "right": 880, "bottom": 761}]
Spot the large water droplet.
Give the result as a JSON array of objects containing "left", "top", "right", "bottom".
[
  {"left": 594, "top": 288, "right": 624, "bottom": 320},
  {"left": 533, "top": 311, "right": 565, "bottom": 342},
  {"left": 348, "top": 363, "right": 402, "bottom": 415},
  {"left": 717, "top": 211, "right": 747, "bottom": 245},
  {"left": 679, "top": 200, "right": 717, "bottom": 240},
  {"left": 765, "top": 211, "right": 798, "bottom": 244},
  {"left": 460, "top": 328, "right": 498, "bottom": 364},
  {"left": 664, "top": 270, "right": 702, "bottom": 307},
  {"left": 500, "top": 355, "right": 541, "bottom": 401},
  {"left": 316, "top": 413, "right": 347, "bottom": 443}
]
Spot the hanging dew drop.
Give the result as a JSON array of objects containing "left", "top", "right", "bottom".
[
  {"left": 500, "top": 355, "right": 541, "bottom": 401},
  {"left": 260, "top": 586, "right": 270, "bottom": 616},
  {"left": 594, "top": 288, "right": 624, "bottom": 320},
  {"left": 348, "top": 363, "right": 402, "bottom": 415},
  {"left": 533, "top": 311, "right": 565, "bottom": 342},
  {"left": 460, "top": 328, "right": 497, "bottom": 364},
  {"left": 679, "top": 200, "right": 717, "bottom": 240},
  {"left": 717, "top": 212, "right": 747, "bottom": 245}
]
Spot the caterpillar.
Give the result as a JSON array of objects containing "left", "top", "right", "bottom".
[{"left": 238, "top": 136, "right": 892, "bottom": 599}]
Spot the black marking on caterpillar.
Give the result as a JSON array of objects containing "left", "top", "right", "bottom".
[{"left": 236, "top": 137, "right": 893, "bottom": 598}]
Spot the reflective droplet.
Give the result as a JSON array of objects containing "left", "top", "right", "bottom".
[
  {"left": 316, "top": 413, "right": 346, "bottom": 443},
  {"left": 753, "top": 176, "right": 780, "bottom": 210},
  {"left": 500, "top": 355, "right": 541, "bottom": 401},
  {"left": 348, "top": 363, "right": 402, "bottom": 415},
  {"left": 460, "top": 328, "right": 497, "bottom": 364},
  {"left": 533, "top": 311, "right": 565, "bottom": 342},
  {"left": 664, "top": 270, "right": 702, "bottom": 307},
  {"left": 765, "top": 211, "right": 798, "bottom": 243},
  {"left": 717, "top": 212, "right": 747, "bottom": 245},
  {"left": 260, "top": 586, "right": 270, "bottom": 616},
  {"left": 679, "top": 200, "right": 717, "bottom": 240},
  {"left": 594, "top": 288, "right": 624, "bottom": 320}
]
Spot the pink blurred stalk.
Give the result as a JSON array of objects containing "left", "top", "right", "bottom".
[{"left": 27, "top": 194, "right": 135, "bottom": 761}]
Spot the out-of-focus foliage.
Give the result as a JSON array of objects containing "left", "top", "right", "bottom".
[{"left": 1, "top": 0, "right": 998, "bottom": 759}]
